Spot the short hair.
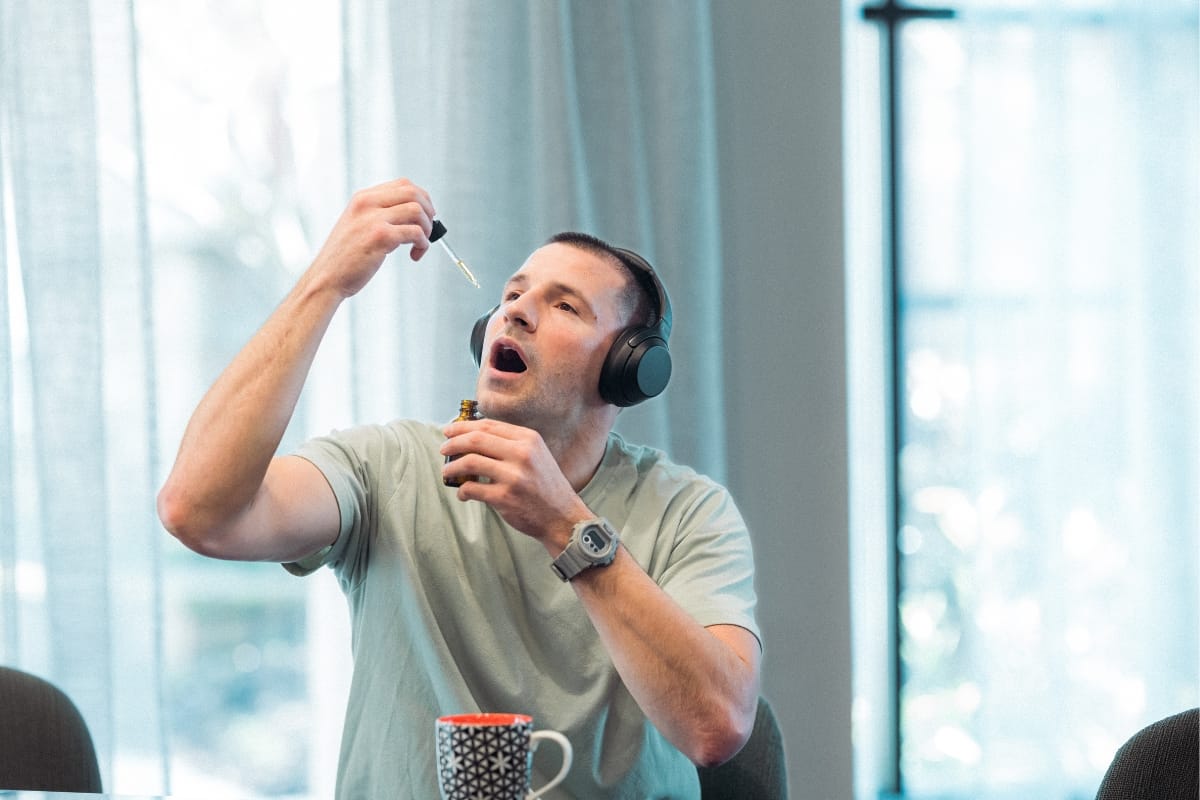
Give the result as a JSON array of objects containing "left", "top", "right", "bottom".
[{"left": 546, "top": 231, "right": 656, "bottom": 329}]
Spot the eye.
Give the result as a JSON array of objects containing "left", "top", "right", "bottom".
[
  {"left": 556, "top": 301, "right": 578, "bottom": 314},
  {"left": 503, "top": 290, "right": 521, "bottom": 303}
]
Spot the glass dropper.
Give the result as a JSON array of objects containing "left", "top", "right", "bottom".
[{"left": 429, "top": 220, "right": 480, "bottom": 288}]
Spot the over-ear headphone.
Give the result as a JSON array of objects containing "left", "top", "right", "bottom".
[{"left": 469, "top": 245, "right": 672, "bottom": 407}]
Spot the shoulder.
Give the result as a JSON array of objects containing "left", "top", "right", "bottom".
[
  {"left": 295, "top": 419, "right": 444, "bottom": 478},
  {"left": 600, "top": 434, "right": 741, "bottom": 527},
  {"left": 303, "top": 418, "right": 441, "bottom": 452},
  {"left": 607, "top": 433, "right": 727, "bottom": 494}
]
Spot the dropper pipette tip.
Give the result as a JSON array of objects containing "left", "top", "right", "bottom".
[
  {"left": 430, "top": 219, "right": 480, "bottom": 288},
  {"left": 438, "top": 240, "right": 480, "bottom": 288}
]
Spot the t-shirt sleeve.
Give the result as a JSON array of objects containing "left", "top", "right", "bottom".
[
  {"left": 280, "top": 424, "right": 404, "bottom": 584},
  {"left": 654, "top": 484, "right": 762, "bottom": 649}
]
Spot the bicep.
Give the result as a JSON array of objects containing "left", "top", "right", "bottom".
[
  {"left": 238, "top": 455, "right": 341, "bottom": 563},
  {"left": 707, "top": 624, "right": 763, "bottom": 696}
]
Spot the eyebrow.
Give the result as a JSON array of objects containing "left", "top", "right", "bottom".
[{"left": 502, "top": 274, "right": 597, "bottom": 316}]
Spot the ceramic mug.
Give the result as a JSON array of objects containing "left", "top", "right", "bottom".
[{"left": 436, "top": 712, "right": 572, "bottom": 800}]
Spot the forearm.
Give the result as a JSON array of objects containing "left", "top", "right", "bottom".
[
  {"left": 569, "top": 548, "right": 761, "bottom": 767},
  {"left": 445, "top": 422, "right": 761, "bottom": 764},
  {"left": 158, "top": 274, "right": 342, "bottom": 546}
]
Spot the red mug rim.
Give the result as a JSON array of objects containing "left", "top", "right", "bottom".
[{"left": 438, "top": 712, "right": 533, "bottom": 727}]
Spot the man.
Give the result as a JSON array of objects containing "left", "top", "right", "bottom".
[{"left": 158, "top": 178, "right": 762, "bottom": 798}]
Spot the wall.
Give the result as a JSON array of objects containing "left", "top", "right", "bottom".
[{"left": 711, "top": 2, "right": 853, "bottom": 797}]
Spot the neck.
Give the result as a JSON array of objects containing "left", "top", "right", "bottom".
[{"left": 541, "top": 415, "right": 614, "bottom": 491}]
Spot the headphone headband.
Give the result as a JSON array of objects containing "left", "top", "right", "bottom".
[{"left": 612, "top": 247, "right": 673, "bottom": 341}]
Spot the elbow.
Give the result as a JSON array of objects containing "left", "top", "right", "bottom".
[
  {"left": 157, "top": 480, "right": 196, "bottom": 547},
  {"left": 687, "top": 703, "right": 756, "bottom": 769},
  {"left": 156, "top": 480, "right": 221, "bottom": 557}
]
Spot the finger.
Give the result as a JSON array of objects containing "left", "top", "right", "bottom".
[
  {"left": 374, "top": 213, "right": 431, "bottom": 260},
  {"left": 358, "top": 222, "right": 428, "bottom": 265},
  {"left": 439, "top": 430, "right": 502, "bottom": 461},
  {"left": 441, "top": 429, "right": 536, "bottom": 466},
  {"left": 366, "top": 179, "right": 437, "bottom": 244},
  {"left": 452, "top": 478, "right": 495, "bottom": 505},
  {"left": 398, "top": 179, "right": 436, "bottom": 220},
  {"left": 441, "top": 455, "right": 480, "bottom": 485},
  {"left": 442, "top": 453, "right": 508, "bottom": 490},
  {"left": 349, "top": 179, "right": 428, "bottom": 220},
  {"left": 392, "top": 220, "right": 432, "bottom": 256},
  {"left": 443, "top": 418, "right": 524, "bottom": 440},
  {"left": 372, "top": 177, "right": 437, "bottom": 219}
]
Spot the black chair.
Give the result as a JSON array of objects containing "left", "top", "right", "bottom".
[
  {"left": 697, "top": 695, "right": 788, "bottom": 800},
  {"left": 0, "top": 665, "right": 103, "bottom": 792},
  {"left": 1095, "top": 707, "right": 1198, "bottom": 800}
]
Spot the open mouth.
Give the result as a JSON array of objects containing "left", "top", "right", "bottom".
[{"left": 492, "top": 345, "right": 527, "bottom": 374}]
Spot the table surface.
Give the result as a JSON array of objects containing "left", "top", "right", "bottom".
[
  {"left": 2, "top": 795, "right": 159, "bottom": 799},
  {"left": 0, "top": 793, "right": 274, "bottom": 799},
  {"left": 2, "top": 795, "right": 165, "bottom": 799}
]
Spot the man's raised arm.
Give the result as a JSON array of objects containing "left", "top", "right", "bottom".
[{"left": 157, "top": 178, "right": 436, "bottom": 563}]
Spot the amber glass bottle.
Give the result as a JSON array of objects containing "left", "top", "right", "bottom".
[{"left": 444, "top": 399, "right": 481, "bottom": 487}]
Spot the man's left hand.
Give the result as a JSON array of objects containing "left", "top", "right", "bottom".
[{"left": 441, "top": 418, "right": 591, "bottom": 552}]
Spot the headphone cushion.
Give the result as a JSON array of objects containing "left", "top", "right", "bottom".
[
  {"left": 600, "top": 327, "right": 672, "bottom": 407},
  {"left": 470, "top": 308, "right": 495, "bottom": 366}
]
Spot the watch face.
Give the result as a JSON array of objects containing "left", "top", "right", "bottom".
[{"left": 581, "top": 527, "right": 609, "bottom": 555}]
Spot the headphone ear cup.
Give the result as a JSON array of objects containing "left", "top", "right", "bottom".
[
  {"left": 599, "top": 326, "right": 672, "bottom": 407},
  {"left": 470, "top": 307, "right": 497, "bottom": 366}
]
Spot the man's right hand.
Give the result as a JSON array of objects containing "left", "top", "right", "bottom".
[{"left": 307, "top": 177, "right": 437, "bottom": 299}]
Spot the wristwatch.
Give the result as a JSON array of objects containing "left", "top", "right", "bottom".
[{"left": 550, "top": 517, "right": 621, "bottom": 581}]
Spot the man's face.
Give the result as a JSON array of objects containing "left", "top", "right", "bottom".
[{"left": 474, "top": 242, "right": 632, "bottom": 432}]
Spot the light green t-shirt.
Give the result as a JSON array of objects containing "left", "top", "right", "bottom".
[{"left": 287, "top": 420, "right": 760, "bottom": 800}]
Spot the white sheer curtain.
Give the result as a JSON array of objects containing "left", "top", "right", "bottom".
[
  {"left": 1, "top": 0, "right": 726, "bottom": 794},
  {"left": 1, "top": 0, "right": 169, "bottom": 791}
]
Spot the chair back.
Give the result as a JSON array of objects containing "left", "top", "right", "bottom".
[
  {"left": 1095, "top": 707, "right": 1198, "bottom": 800},
  {"left": 0, "top": 666, "right": 103, "bottom": 792},
  {"left": 698, "top": 695, "right": 788, "bottom": 800}
]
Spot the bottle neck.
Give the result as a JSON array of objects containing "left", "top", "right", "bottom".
[{"left": 457, "top": 399, "right": 479, "bottom": 420}]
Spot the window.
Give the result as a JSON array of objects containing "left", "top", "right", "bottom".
[{"left": 850, "top": 0, "right": 1199, "bottom": 797}]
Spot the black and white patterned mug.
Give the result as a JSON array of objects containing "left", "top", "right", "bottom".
[{"left": 436, "top": 713, "right": 573, "bottom": 800}]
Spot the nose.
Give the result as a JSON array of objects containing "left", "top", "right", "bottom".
[{"left": 502, "top": 293, "right": 536, "bottom": 330}]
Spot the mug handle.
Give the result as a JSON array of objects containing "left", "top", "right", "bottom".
[{"left": 526, "top": 729, "right": 572, "bottom": 799}]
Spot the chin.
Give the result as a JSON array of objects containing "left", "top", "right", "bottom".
[
  {"left": 475, "top": 393, "right": 523, "bottom": 424},
  {"left": 482, "top": 391, "right": 565, "bottom": 431}
]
